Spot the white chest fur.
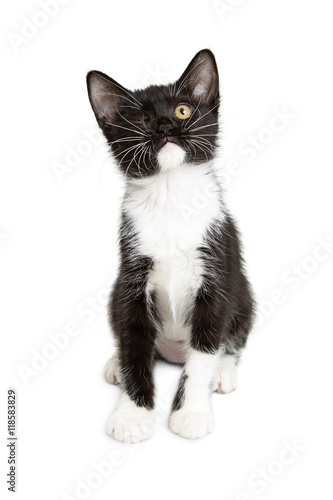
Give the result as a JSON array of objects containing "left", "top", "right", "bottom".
[{"left": 123, "top": 162, "right": 223, "bottom": 342}]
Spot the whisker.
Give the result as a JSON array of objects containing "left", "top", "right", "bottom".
[
  {"left": 188, "top": 138, "right": 213, "bottom": 160},
  {"left": 109, "top": 80, "right": 143, "bottom": 107},
  {"left": 118, "top": 104, "right": 142, "bottom": 111},
  {"left": 125, "top": 143, "right": 147, "bottom": 177},
  {"left": 137, "top": 144, "right": 148, "bottom": 173},
  {"left": 124, "top": 142, "right": 150, "bottom": 177},
  {"left": 180, "top": 134, "right": 215, "bottom": 147},
  {"left": 93, "top": 91, "right": 141, "bottom": 110},
  {"left": 185, "top": 140, "right": 197, "bottom": 161},
  {"left": 190, "top": 137, "right": 214, "bottom": 151},
  {"left": 114, "top": 142, "right": 143, "bottom": 161},
  {"left": 94, "top": 76, "right": 143, "bottom": 108},
  {"left": 187, "top": 135, "right": 214, "bottom": 147},
  {"left": 188, "top": 133, "right": 218, "bottom": 138},
  {"left": 105, "top": 122, "right": 146, "bottom": 136},
  {"left": 175, "top": 64, "right": 204, "bottom": 97},
  {"left": 192, "top": 142, "right": 209, "bottom": 161},
  {"left": 181, "top": 99, "right": 201, "bottom": 131},
  {"left": 142, "top": 145, "right": 151, "bottom": 174},
  {"left": 138, "top": 146, "right": 149, "bottom": 178},
  {"left": 188, "top": 122, "right": 219, "bottom": 133},
  {"left": 111, "top": 136, "right": 145, "bottom": 145},
  {"left": 125, "top": 147, "right": 141, "bottom": 178},
  {"left": 183, "top": 103, "right": 220, "bottom": 132},
  {"left": 116, "top": 109, "right": 147, "bottom": 136}
]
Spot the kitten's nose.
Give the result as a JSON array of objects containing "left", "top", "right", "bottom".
[{"left": 157, "top": 119, "right": 174, "bottom": 137}]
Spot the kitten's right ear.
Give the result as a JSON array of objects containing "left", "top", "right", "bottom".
[{"left": 86, "top": 71, "right": 128, "bottom": 125}]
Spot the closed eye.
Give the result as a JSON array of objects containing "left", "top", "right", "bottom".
[{"left": 143, "top": 111, "right": 152, "bottom": 124}]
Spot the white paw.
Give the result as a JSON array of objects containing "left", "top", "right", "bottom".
[
  {"left": 106, "top": 395, "right": 154, "bottom": 443},
  {"left": 212, "top": 355, "right": 238, "bottom": 394},
  {"left": 169, "top": 410, "right": 215, "bottom": 439},
  {"left": 104, "top": 355, "right": 121, "bottom": 385}
]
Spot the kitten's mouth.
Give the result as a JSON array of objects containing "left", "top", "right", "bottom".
[
  {"left": 156, "top": 137, "right": 186, "bottom": 170},
  {"left": 155, "top": 136, "right": 182, "bottom": 152}
]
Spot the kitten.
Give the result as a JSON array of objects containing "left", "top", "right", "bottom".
[{"left": 86, "top": 49, "right": 254, "bottom": 442}]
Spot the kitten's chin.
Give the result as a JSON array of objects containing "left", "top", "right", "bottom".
[{"left": 157, "top": 142, "right": 186, "bottom": 171}]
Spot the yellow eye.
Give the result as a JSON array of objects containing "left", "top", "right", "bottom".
[{"left": 175, "top": 104, "right": 192, "bottom": 120}]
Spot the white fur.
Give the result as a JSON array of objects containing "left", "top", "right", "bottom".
[
  {"left": 212, "top": 354, "right": 238, "bottom": 394},
  {"left": 169, "top": 410, "right": 214, "bottom": 439},
  {"left": 106, "top": 393, "right": 154, "bottom": 443},
  {"left": 169, "top": 349, "right": 220, "bottom": 439},
  {"left": 157, "top": 142, "right": 186, "bottom": 171},
  {"left": 123, "top": 155, "right": 223, "bottom": 360}
]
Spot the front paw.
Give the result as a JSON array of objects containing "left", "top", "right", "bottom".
[
  {"left": 106, "top": 403, "right": 154, "bottom": 443},
  {"left": 169, "top": 410, "right": 215, "bottom": 439}
]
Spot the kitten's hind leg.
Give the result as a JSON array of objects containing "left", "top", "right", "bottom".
[
  {"left": 212, "top": 351, "right": 240, "bottom": 394},
  {"left": 104, "top": 354, "right": 121, "bottom": 385}
]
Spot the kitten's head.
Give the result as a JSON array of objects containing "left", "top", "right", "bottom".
[{"left": 87, "top": 49, "right": 220, "bottom": 178}]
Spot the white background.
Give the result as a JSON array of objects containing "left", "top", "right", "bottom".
[{"left": 1, "top": 0, "right": 333, "bottom": 499}]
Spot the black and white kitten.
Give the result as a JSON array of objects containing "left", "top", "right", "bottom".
[{"left": 87, "top": 49, "right": 254, "bottom": 442}]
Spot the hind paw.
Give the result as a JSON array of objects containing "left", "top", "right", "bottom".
[{"left": 104, "top": 355, "right": 121, "bottom": 385}]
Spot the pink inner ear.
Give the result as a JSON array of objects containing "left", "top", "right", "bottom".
[{"left": 193, "top": 83, "right": 207, "bottom": 98}]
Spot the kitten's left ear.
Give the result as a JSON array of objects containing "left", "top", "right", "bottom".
[
  {"left": 86, "top": 70, "right": 129, "bottom": 125},
  {"left": 176, "top": 49, "right": 220, "bottom": 106}
]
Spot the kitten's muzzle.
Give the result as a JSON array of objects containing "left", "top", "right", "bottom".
[{"left": 155, "top": 118, "right": 182, "bottom": 151}]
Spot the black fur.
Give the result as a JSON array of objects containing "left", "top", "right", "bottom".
[
  {"left": 190, "top": 215, "right": 254, "bottom": 354},
  {"left": 108, "top": 213, "right": 158, "bottom": 409},
  {"left": 87, "top": 49, "right": 255, "bottom": 412},
  {"left": 170, "top": 214, "right": 254, "bottom": 411},
  {"left": 172, "top": 372, "right": 188, "bottom": 412}
]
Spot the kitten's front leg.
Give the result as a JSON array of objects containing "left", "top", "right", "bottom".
[
  {"left": 169, "top": 286, "right": 224, "bottom": 439},
  {"left": 106, "top": 392, "right": 155, "bottom": 444},
  {"left": 106, "top": 264, "right": 157, "bottom": 443},
  {"left": 169, "top": 349, "right": 220, "bottom": 439}
]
